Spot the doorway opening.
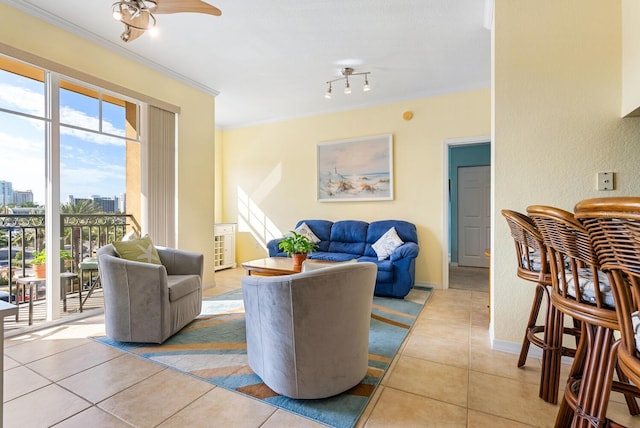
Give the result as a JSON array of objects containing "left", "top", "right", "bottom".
[{"left": 442, "top": 136, "right": 491, "bottom": 291}]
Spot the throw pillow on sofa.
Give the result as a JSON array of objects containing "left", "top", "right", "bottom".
[
  {"left": 372, "top": 227, "right": 404, "bottom": 260},
  {"left": 113, "top": 235, "right": 162, "bottom": 265},
  {"left": 294, "top": 222, "right": 321, "bottom": 243}
]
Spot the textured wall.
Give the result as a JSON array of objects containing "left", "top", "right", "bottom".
[{"left": 493, "top": 0, "right": 640, "bottom": 347}]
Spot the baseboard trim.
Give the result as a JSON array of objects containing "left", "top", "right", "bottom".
[
  {"left": 491, "top": 338, "right": 574, "bottom": 364},
  {"left": 415, "top": 281, "right": 441, "bottom": 290}
]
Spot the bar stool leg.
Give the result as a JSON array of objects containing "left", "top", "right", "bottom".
[
  {"left": 541, "top": 302, "right": 563, "bottom": 404},
  {"left": 555, "top": 323, "right": 588, "bottom": 427},
  {"left": 566, "top": 326, "right": 618, "bottom": 428},
  {"left": 519, "top": 282, "right": 547, "bottom": 368}
]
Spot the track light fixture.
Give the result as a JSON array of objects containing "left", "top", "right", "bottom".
[
  {"left": 325, "top": 82, "right": 333, "bottom": 99},
  {"left": 112, "top": 0, "right": 158, "bottom": 42},
  {"left": 325, "top": 67, "right": 371, "bottom": 98}
]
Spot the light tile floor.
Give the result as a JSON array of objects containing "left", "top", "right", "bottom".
[{"left": 3, "top": 268, "right": 640, "bottom": 427}]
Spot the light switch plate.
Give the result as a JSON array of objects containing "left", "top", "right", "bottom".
[{"left": 597, "top": 172, "right": 614, "bottom": 191}]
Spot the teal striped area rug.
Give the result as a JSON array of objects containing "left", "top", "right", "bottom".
[{"left": 94, "top": 286, "right": 431, "bottom": 428}]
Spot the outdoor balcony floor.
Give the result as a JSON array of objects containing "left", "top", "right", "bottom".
[{"left": 3, "top": 288, "right": 104, "bottom": 337}]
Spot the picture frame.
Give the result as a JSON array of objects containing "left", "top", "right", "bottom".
[{"left": 317, "top": 134, "right": 393, "bottom": 202}]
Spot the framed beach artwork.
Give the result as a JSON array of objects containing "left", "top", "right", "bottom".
[{"left": 317, "top": 134, "right": 393, "bottom": 202}]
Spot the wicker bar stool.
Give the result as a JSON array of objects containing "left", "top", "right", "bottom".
[
  {"left": 528, "top": 205, "right": 639, "bottom": 428},
  {"left": 575, "top": 197, "right": 640, "bottom": 427},
  {"left": 501, "top": 209, "right": 577, "bottom": 404}
]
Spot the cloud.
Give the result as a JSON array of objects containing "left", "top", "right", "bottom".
[
  {"left": 1, "top": 78, "right": 130, "bottom": 204},
  {"left": 60, "top": 164, "right": 125, "bottom": 198},
  {"left": 0, "top": 83, "right": 127, "bottom": 146},
  {"left": 0, "top": 132, "right": 45, "bottom": 203},
  {"left": 0, "top": 84, "right": 45, "bottom": 116},
  {"left": 60, "top": 107, "right": 126, "bottom": 146}
]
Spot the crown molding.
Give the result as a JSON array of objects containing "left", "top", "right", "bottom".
[
  {"left": 2, "top": 0, "right": 220, "bottom": 97},
  {"left": 220, "top": 80, "right": 491, "bottom": 130}
]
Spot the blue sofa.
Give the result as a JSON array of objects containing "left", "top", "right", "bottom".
[{"left": 267, "top": 219, "right": 419, "bottom": 298}]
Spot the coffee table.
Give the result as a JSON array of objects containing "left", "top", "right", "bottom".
[
  {"left": 241, "top": 257, "right": 301, "bottom": 276},
  {"left": 241, "top": 257, "right": 341, "bottom": 276}
]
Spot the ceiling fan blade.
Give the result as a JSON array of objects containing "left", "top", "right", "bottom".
[{"left": 153, "top": 0, "right": 222, "bottom": 16}]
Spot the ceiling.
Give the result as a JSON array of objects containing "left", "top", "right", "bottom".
[{"left": 4, "top": 0, "right": 491, "bottom": 129}]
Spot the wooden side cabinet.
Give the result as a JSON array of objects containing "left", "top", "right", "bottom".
[{"left": 214, "top": 223, "right": 236, "bottom": 271}]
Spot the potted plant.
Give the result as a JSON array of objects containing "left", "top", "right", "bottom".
[
  {"left": 278, "top": 231, "right": 318, "bottom": 269},
  {"left": 31, "top": 249, "right": 72, "bottom": 278}
]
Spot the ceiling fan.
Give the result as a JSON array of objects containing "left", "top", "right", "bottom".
[{"left": 112, "top": 0, "right": 221, "bottom": 43}]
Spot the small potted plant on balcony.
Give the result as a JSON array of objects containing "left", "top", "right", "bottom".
[
  {"left": 278, "top": 231, "right": 318, "bottom": 269},
  {"left": 31, "top": 249, "right": 72, "bottom": 278}
]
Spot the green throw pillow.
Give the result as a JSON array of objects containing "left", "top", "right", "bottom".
[{"left": 113, "top": 235, "right": 162, "bottom": 265}]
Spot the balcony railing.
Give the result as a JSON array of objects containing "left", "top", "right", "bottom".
[{"left": 0, "top": 213, "right": 140, "bottom": 305}]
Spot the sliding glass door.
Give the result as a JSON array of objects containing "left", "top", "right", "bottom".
[{"left": 0, "top": 54, "right": 141, "bottom": 322}]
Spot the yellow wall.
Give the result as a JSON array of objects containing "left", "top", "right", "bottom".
[
  {"left": 215, "top": 128, "right": 224, "bottom": 224},
  {"left": 221, "top": 89, "right": 491, "bottom": 286},
  {"left": 0, "top": 4, "right": 217, "bottom": 286},
  {"left": 493, "top": 0, "right": 640, "bottom": 347},
  {"left": 622, "top": 0, "right": 640, "bottom": 116}
]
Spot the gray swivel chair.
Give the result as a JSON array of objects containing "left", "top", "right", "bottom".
[
  {"left": 242, "top": 261, "right": 377, "bottom": 399},
  {"left": 96, "top": 244, "right": 203, "bottom": 344}
]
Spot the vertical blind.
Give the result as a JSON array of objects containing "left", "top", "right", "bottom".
[{"left": 146, "top": 105, "right": 176, "bottom": 247}]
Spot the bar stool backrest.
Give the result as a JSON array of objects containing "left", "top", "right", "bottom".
[
  {"left": 527, "top": 205, "right": 617, "bottom": 329},
  {"left": 575, "top": 197, "right": 640, "bottom": 387},
  {"left": 501, "top": 209, "right": 550, "bottom": 285}
]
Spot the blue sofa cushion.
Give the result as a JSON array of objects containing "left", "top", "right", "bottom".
[
  {"left": 357, "top": 256, "right": 393, "bottom": 271},
  {"left": 357, "top": 256, "right": 394, "bottom": 283},
  {"left": 328, "top": 220, "right": 368, "bottom": 255},
  {"left": 309, "top": 252, "right": 360, "bottom": 262}
]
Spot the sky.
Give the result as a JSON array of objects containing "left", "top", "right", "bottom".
[{"left": 0, "top": 68, "right": 128, "bottom": 206}]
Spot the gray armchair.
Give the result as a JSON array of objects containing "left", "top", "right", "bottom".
[
  {"left": 96, "top": 244, "right": 203, "bottom": 344},
  {"left": 242, "top": 261, "right": 377, "bottom": 399}
]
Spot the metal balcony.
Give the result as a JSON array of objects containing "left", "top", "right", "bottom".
[{"left": 0, "top": 213, "right": 140, "bottom": 334}]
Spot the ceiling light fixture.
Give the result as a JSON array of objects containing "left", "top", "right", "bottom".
[
  {"left": 325, "top": 67, "right": 371, "bottom": 98},
  {"left": 344, "top": 78, "right": 351, "bottom": 95},
  {"left": 325, "top": 83, "right": 333, "bottom": 99},
  {"left": 112, "top": 0, "right": 158, "bottom": 42}
]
